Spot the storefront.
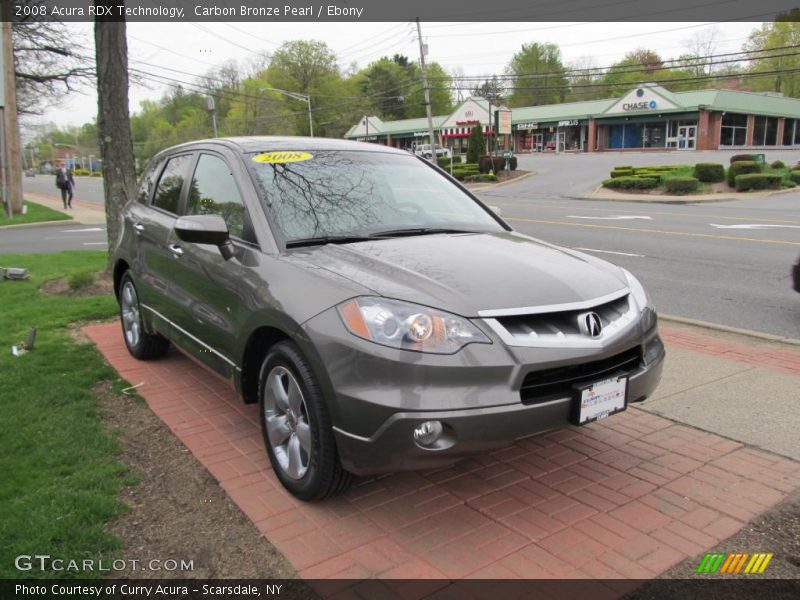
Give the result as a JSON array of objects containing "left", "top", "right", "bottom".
[{"left": 345, "top": 83, "right": 800, "bottom": 153}]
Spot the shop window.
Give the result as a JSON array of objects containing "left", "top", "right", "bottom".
[
  {"left": 783, "top": 119, "right": 795, "bottom": 145},
  {"left": 752, "top": 116, "right": 778, "bottom": 145},
  {"left": 721, "top": 113, "right": 748, "bottom": 147},
  {"left": 765, "top": 117, "right": 778, "bottom": 145}
]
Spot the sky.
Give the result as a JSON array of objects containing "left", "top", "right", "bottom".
[{"left": 30, "top": 20, "right": 761, "bottom": 131}]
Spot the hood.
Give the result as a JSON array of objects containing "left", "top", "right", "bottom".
[{"left": 291, "top": 231, "right": 628, "bottom": 316}]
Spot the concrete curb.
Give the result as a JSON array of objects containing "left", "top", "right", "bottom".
[
  {"left": 581, "top": 185, "right": 797, "bottom": 204},
  {"left": 0, "top": 218, "right": 73, "bottom": 230},
  {"left": 466, "top": 170, "right": 535, "bottom": 191},
  {"left": 660, "top": 313, "right": 800, "bottom": 347}
]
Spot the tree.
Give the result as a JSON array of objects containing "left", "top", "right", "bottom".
[
  {"left": 471, "top": 76, "right": 505, "bottom": 103},
  {"left": 95, "top": 3, "right": 136, "bottom": 263},
  {"left": 466, "top": 124, "right": 485, "bottom": 164},
  {"left": 745, "top": 21, "right": 800, "bottom": 97},
  {"left": 565, "top": 56, "right": 606, "bottom": 102},
  {"left": 505, "top": 42, "right": 568, "bottom": 107},
  {"left": 602, "top": 49, "right": 695, "bottom": 94},
  {"left": 683, "top": 26, "right": 721, "bottom": 77}
]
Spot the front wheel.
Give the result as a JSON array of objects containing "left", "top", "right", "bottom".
[
  {"left": 118, "top": 272, "right": 169, "bottom": 360},
  {"left": 258, "top": 341, "right": 352, "bottom": 500}
]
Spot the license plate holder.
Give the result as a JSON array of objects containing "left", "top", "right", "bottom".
[{"left": 572, "top": 374, "right": 628, "bottom": 426}]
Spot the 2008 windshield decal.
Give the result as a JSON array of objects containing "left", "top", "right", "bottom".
[{"left": 252, "top": 152, "right": 314, "bottom": 164}]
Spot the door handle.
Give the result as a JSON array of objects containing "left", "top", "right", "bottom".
[
  {"left": 133, "top": 222, "right": 145, "bottom": 234},
  {"left": 168, "top": 243, "right": 184, "bottom": 258}
]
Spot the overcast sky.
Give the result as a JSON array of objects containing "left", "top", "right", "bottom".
[{"left": 32, "top": 21, "right": 760, "bottom": 131}]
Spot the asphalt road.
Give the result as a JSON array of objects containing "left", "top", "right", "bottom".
[
  {"left": 479, "top": 151, "right": 800, "bottom": 339},
  {"left": 0, "top": 222, "right": 107, "bottom": 255},
  {"left": 14, "top": 150, "right": 800, "bottom": 338},
  {"left": 23, "top": 174, "right": 106, "bottom": 205}
]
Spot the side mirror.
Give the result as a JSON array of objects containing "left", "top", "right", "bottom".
[
  {"left": 174, "top": 214, "right": 234, "bottom": 260},
  {"left": 489, "top": 205, "right": 503, "bottom": 217}
]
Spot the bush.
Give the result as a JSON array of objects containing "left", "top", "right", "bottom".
[
  {"left": 466, "top": 125, "right": 485, "bottom": 164},
  {"left": 782, "top": 180, "right": 796, "bottom": 188},
  {"left": 91, "top": 172, "right": 103, "bottom": 177},
  {"left": 664, "top": 176, "right": 699, "bottom": 195},
  {"left": 730, "top": 154, "right": 756, "bottom": 165},
  {"left": 614, "top": 165, "right": 632, "bottom": 170},
  {"left": 601, "top": 176, "right": 659, "bottom": 190},
  {"left": 463, "top": 173, "right": 498, "bottom": 183},
  {"left": 734, "top": 173, "right": 783, "bottom": 191},
  {"left": 693, "top": 163, "right": 725, "bottom": 183},
  {"left": 770, "top": 160, "right": 786, "bottom": 169},
  {"left": 72, "top": 168, "right": 90, "bottom": 176},
  {"left": 68, "top": 271, "right": 95, "bottom": 291},
  {"left": 437, "top": 156, "right": 461, "bottom": 169},
  {"left": 610, "top": 168, "right": 634, "bottom": 177},
  {"left": 727, "top": 160, "right": 760, "bottom": 186},
  {"left": 789, "top": 170, "right": 800, "bottom": 184}
]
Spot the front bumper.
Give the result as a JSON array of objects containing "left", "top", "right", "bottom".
[{"left": 302, "top": 308, "right": 665, "bottom": 476}]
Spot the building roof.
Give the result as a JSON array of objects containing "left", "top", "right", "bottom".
[{"left": 344, "top": 84, "right": 800, "bottom": 137}]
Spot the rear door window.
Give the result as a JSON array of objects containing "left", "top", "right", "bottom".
[{"left": 152, "top": 154, "right": 192, "bottom": 214}]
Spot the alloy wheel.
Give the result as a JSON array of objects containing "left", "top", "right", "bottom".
[
  {"left": 120, "top": 281, "right": 141, "bottom": 348},
  {"left": 263, "top": 366, "right": 312, "bottom": 480}
]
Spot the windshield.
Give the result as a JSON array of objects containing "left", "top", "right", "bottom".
[{"left": 247, "top": 150, "right": 504, "bottom": 244}]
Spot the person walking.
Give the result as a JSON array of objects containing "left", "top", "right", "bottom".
[{"left": 55, "top": 165, "right": 76, "bottom": 209}]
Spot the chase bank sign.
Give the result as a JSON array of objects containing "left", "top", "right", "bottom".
[{"left": 622, "top": 100, "right": 657, "bottom": 111}]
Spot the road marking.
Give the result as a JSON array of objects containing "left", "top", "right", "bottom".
[
  {"left": 505, "top": 216, "right": 800, "bottom": 246},
  {"left": 575, "top": 247, "right": 644, "bottom": 257},
  {"left": 568, "top": 215, "right": 652, "bottom": 221},
  {"left": 61, "top": 227, "right": 104, "bottom": 233},
  {"left": 709, "top": 223, "right": 800, "bottom": 230}
]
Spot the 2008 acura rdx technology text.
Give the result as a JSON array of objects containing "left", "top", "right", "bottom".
[{"left": 112, "top": 137, "right": 665, "bottom": 500}]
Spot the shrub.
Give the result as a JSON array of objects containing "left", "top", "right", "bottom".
[
  {"left": 466, "top": 125, "right": 485, "bottom": 164},
  {"left": 730, "top": 154, "right": 756, "bottom": 165},
  {"left": 727, "top": 160, "right": 760, "bottom": 186},
  {"left": 477, "top": 155, "right": 507, "bottom": 173},
  {"left": 614, "top": 165, "right": 632, "bottom": 170},
  {"left": 781, "top": 180, "right": 796, "bottom": 188},
  {"left": 601, "top": 176, "right": 659, "bottom": 190},
  {"left": 91, "top": 172, "right": 103, "bottom": 177},
  {"left": 437, "top": 156, "right": 461, "bottom": 169},
  {"left": 734, "top": 173, "right": 783, "bottom": 191},
  {"left": 68, "top": 271, "right": 95, "bottom": 291},
  {"left": 789, "top": 170, "right": 800, "bottom": 184},
  {"left": 693, "top": 163, "right": 725, "bottom": 183},
  {"left": 664, "top": 176, "right": 699, "bottom": 194},
  {"left": 770, "top": 160, "right": 786, "bottom": 169},
  {"left": 464, "top": 173, "right": 498, "bottom": 183},
  {"left": 610, "top": 168, "right": 634, "bottom": 177},
  {"left": 72, "top": 168, "right": 90, "bottom": 176}
]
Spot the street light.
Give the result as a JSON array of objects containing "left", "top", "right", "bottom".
[{"left": 259, "top": 86, "right": 314, "bottom": 136}]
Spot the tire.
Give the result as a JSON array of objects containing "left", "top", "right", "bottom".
[
  {"left": 258, "top": 341, "right": 352, "bottom": 500},
  {"left": 118, "top": 271, "right": 169, "bottom": 360}
]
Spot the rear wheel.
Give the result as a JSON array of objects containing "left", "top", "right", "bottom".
[
  {"left": 118, "top": 272, "right": 169, "bottom": 360},
  {"left": 258, "top": 341, "right": 352, "bottom": 500}
]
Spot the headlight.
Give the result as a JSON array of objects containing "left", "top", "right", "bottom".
[
  {"left": 338, "top": 297, "right": 491, "bottom": 354},
  {"left": 622, "top": 269, "right": 653, "bottom": 311}
]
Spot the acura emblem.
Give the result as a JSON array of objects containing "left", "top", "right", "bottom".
[{"left": 578, "top": 312, "right": 603, "bottom": 337}]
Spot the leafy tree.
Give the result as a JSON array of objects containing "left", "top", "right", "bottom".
[
  {"left": 505, "top": 42, "right": 568, "bottom": 107},
  {"left": 466, "top": 124, "right": 485, "bottom": 163},
  {"left": 745, "top": 21, "right": 800, "bottom": 97},
  {"left": 602, "top": 49, "right": 695, "bottom": 94}
]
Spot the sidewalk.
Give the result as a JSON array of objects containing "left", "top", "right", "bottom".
[
  {"left": 83, "top": 320, "right": 800, "bottom": 584},
  {"left": 26, "top": 191, "right": 106, "bottom": 225}
]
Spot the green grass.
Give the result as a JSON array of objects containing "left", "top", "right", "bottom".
[
  {"left": 0, "top": 201, "right": 71, "bottom": 227},
  {"left": 0, "top": 251, "right": 132, "bottom": 579}
]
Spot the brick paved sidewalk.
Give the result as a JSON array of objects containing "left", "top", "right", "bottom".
[{"left": 84, "top": 322, "right": 800, "bottom": 581}]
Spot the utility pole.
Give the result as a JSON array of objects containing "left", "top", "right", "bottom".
[
  {"left": 207, "top": 95, "right": 218, "bottom": 137},
  {"left": 415, "top": 18, "right": 436, "bottom": 162},
  {"left": 1, "top": 0, "right": 22, "bottom": 216}
]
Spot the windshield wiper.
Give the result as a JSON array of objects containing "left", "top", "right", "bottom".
[
  {"left": 285, "top": 235, "right": 376, "bottom": 248},
  {"left": 370, "top": 227, "right": 479, "bottom": 238}
]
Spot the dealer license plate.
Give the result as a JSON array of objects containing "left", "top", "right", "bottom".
[{"left": 574, "top": 375, "right": 627, "bottom": 425}]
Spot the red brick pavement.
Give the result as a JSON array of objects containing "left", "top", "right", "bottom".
[{"left": 84, "top": 322, "right": 800, "bottom": 580}]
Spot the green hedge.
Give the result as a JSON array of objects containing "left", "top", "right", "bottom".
[
  {"left": 610, "top": 169, "right": 634, "bottom": 177},
  {"left": 664, "top": 176, "right": 699, "bottom": 194},
  {"left": 789, "top": 170, "right": 800, "bottom": 184},
  {"left": 693, "top": 163, "right": 725, "bottom": 183},
  {"left": 437, "top": 156, "right": 462, "bottom": 168},
  {"left": 734, "top": 173, "right": 783, "bottom": 191},
  {"left": 601, "top": 176, "right": 659, "bottom": 190},
  {"left": 730, "top": 154, "right": 756, "bottom": 165},
  {"left": 727, "top": 160, "right": 760, "bottom": 186},
  {"left": 770, "top": 160, "right": 786, "bottom": 169},
  {"left": 464, "top": 173, "right": 498, "bottom": 183},
  {"left": 477, "top": 155, "right": 517, "bottom": 173},
  {"left": 73, "top": 168, "right": 90, "bottom": 176}
]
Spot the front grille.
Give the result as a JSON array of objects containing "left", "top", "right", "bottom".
[
  {"left": 520, "top": 346, "right": 642, "bottom": 405},
  {"left": 497, "top": 294, "right": 630, "bottom": 340}
]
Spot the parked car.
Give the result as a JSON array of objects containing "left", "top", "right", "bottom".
[
  {"left": 793, "top": 255, "right": 800, "bottom": 293},
  {"left": 113, "top": 137, "right": 664, "bottom": 500},
  {"left": 414, "top": 144, "right": 451, "bottom": 159}
]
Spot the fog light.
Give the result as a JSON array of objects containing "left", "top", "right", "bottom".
[{"left": 413, "top": 420, "right": 443, "bottom": 447}]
